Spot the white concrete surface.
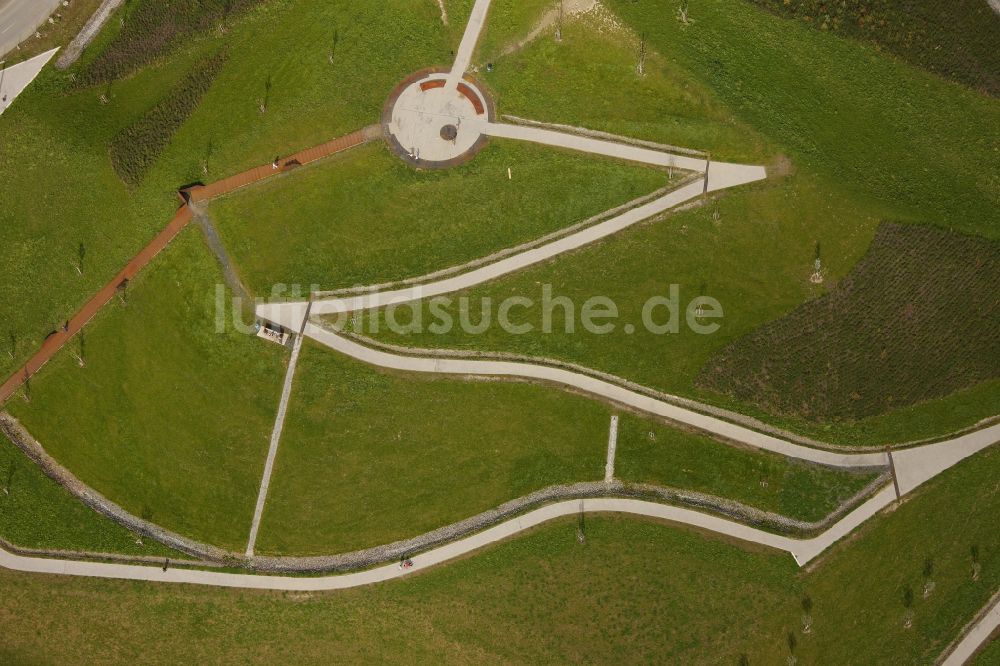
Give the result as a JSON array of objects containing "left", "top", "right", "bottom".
[
  {"left": 605, "top": 414, "right": 618, "bottom": 482},
  {"left": 0, "top": 46, "right": 56, "bottom": 114},
  {"left": 989, "top": 0, "right": 1000, "bottom": 18},
  {"left": 387, "top": 73, "right": 489, "bottom": 164},
  {"left": 447, "top": 0, "right": 492, "bottom": 90},
  {"left": 245, "top": 309, "right": 310, "bottom": 557},
  {"left": 0, "top": 0, "right": 61, "bottom": 59}
]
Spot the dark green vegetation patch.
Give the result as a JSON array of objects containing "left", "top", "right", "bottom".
[
  {"left": 749, "top": 0, "right": 1000, "bottom": 96},
  {"left": 109, "top": 52, "right": 227, "bottom": 186},
  {"left": 78, "top": 0, "right": 265, "bottom": 86},
  {"left": 698, "top": 223, "right": 1000, "bottom": 421}
]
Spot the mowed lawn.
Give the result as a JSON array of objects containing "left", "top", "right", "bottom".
[
  {"left": 615, "top": 415, "right": 878, "bottom": 523},
  {"left": 0, "top": 442, "right": 999, "bottom": 663},
  {"left": 256, "top": 340, "right": 878, "bottom": 557},
  {"left": 255, "top": 342, "right": 610, "bottom": 556},
  {"left": 0, "top": 0, "right": 459, "bottom": 381},
  {"left": 0, "top": 432, "right": 178, "bottom": 558},
  {"left": 479, "top": 6, "right": 773, "bottom": 162},
  {"left": 209, "top": 140, "right": 669, "bottom": 295},
  {"left": 7, "top": 230, "right": 288, "bottom": 550}
]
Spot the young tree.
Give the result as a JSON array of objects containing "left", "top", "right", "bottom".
[
  {"left": 636, "top": 34, "right": 646, "bottom": 76},
  {"left": 73, "top": 330, "right": 86, "bottom": 367},
  {"left": 7, "top": 331, "right": 15, "bottom": 360},
  {"left": 259, "top": 75, "right": 272, "bottom": 114},
  {"left": 786, "top": 632, "right": 798, "bottom": 665},
  {"left": 801, "top": 594, "right": 813, "bottom": 633},
  {"left": 972, "top": 545, "right": 982, "bottom": 581},
  {"left": 902, "top": 586, "right": 915, "bottom": 629},
  {"left": 923, "top": 558, "right": 936, "bottom": 597},
  {"left": 677, "top": 0, "right": 693, "bottom": 26},
  {"left": 74, "top": 242, "right": 86, "bottom": 275},
  {"left": 555, "top": 1, "right": 564, "bottom": 42},
  {"left": 329, "top": 28, "right": 339, "bottom": 64},
  {"left": 2, "top": 458, "right": 15, "bottom": 496}
]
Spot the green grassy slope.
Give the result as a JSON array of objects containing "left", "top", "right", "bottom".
[
  {"left": 0, "top": 433, "right": 178, "bottom": 557},
  {"left": 256, "top": 343, "right": 876, "bottom": 556},
  {"left": 7, "top": 231, "right": 288, "bottom": 550},
  {"left": 0, "top": 441, "right": 998, "bottom": 663},
  {"left": 210, "top": 140, "right": 669, "bottom": 295},
  {"left": 0, "top": 0, "right": 456, "bottom": 381}
]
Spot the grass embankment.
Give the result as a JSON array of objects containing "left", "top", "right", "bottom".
[
  {"left": 616, "top": 415, "right": 876, "bottom": 523},
  {"left": 479, "top": 7, "right": 772, "bottom": 162},
  {"left": 973, "top": 636, "right": 1000, "bottom": 665},
  {"left": 357, "top": 0, "right": 1000, "bottom": 444},
  {"left": 699, "top": 223, "right": 1000, "bottom": 421},
  {"left": 6, "top": 231, "right": 288, "bottom": 550},
  {"left": 472, "top": 0, "right": 554, "bottom": 65},
  {"left": 748, "top": 0, "right": 1000, "bottom": 96},
  {"left": 0, "top": 0, "right": 456, "bottom": 382},
  {"left": 0, "top": 442, "right": 999, "bottom": 663},
  {"left": 255, "top": 344, "right": 875, "bottom": 556},
  {"left": 210, "top": 140, "right": 668, "bottom": 295},
  {"left": 0, "top": 433, "right": 178, "bottom": 557}
]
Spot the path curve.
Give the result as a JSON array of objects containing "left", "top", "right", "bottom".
[{"left": 0, "top": 492, "right": 898, "bottom": 591}]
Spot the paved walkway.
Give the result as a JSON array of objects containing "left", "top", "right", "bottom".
[
  {"left": 0, "top": 47, "right": 57, "bottom": 114},
  {"left": 447, "top": 0, "right": 492, "bottom": 90},
  {"left": 244, "top": 303, "right": 312, "bottom": 557},
  {"left": 186, "top": 126, "right": 380, "bottom": 202},
  {"left": 0, "top": 490, "right": 904, "bottom": 590}
]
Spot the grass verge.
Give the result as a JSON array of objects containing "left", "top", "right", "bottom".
[{"left": 0, "top": 431, "right": 177, "bottom": 557}]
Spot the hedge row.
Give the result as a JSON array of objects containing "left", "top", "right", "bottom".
[
  {"left": 749, "top": 0, "right": 1000, "bottom": 97},
  {"left": 109, "top": 52, "right": 227, "bottom": 187},
  {"left": 697, "top": 222, "right": 1000, "bottom": 421},
  {"left": 78, "top": 0, "right": 265, "bottom": 86}
]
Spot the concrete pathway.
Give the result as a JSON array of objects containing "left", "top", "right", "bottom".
[
  {"left": 447, "top": 0, "right": 492, "bottom": 90},
  {"left": 0, "top": 0, "right": 61, "bottom": 59},
  {"left": 244, "top": 305, "right": 311, "bottom": 557},
  {"left": 0, "top": 490, "right": 902, "bottom": 591},
  {"left": 0, "top": 46, "right": 56, "bottom": 114},
  {"left": 604, "top": 414, "right": 618, "bottom": 482}
]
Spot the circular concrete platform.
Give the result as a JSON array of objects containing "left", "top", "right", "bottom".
[{"left": 382, "top": 69, "right": 495, "bottom": 169}]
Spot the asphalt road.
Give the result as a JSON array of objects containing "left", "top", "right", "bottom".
[{"left": 0, "top": 0, "right": 63, "bottom": 60}]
